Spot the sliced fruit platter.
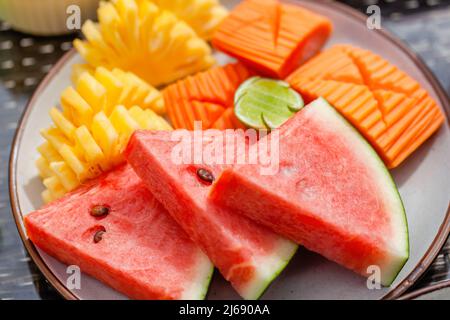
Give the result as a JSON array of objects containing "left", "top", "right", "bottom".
[{"left": 9, "top": 0, "right": 450, "bottom": 300}]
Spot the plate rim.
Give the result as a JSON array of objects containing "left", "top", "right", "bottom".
[
  {"left": 9, "top": 48, "right": 79, "bottom": 300},
  {"left": 8, "top": 0, "right": 450, "bottom": 300},
  {"left": 399, "top": 279, "right": 450, "bottom": 300}
]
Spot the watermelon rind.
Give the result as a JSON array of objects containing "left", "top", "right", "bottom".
[
  {"left": 310, "top": 97, "right": 409, "bottom": 286},
  {"left": 181, "top": 251, "right": 215, "bottom": 300},
  {"left": 243, "top": 239, "right": 299, "bottom": 300}
]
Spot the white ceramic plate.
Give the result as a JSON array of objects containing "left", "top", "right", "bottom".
[{"left": 9, "top": 0, "right": 450, "bottom": 300}]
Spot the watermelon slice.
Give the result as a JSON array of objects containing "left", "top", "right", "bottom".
[
  {"left": 25, "top": 165, "right": 213, "bottom": 300},
  {"left": 210, "top": 98, "right": 409, "bottom": 286},
  {"left": 125, "top": 130, "right": 298, "bottom": 299}
]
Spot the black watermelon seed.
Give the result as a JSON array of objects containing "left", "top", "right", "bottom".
[
  {"left": 196, "top": 168, "right": 215, "bottom": 184},
  {"left": 93, "top": 230, "right": 105, "bottom": 243},
  {"left": 90, "top": 205, "right": 110, "bottom": 217}
]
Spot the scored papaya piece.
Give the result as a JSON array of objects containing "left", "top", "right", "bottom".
[
  {"left": 163, "top": 62, "right": 253, "bottom": 130},
  {"left": 392, "top": 108, "right": 445, "bottom": 168},
  {"left": 292, "top": 79, "right": 382, "bottom": 130},
  {"left": 339, "top": 45, "right": 422, "bottom": 95},
  {"left": 385, "top": 96, "right": 445, "bottom": 167},
  {"left": 286, "top": 46, "right": 364, "bottom": 85},
  {"left": 372, "top": 90, "right": 422, "bottom": 152},
  {"left": 211, "top": 107, "right": 247, "bottom": 130},
  {"left": 212, "top": 0, "right": 332, "bottom": 78},
  {"left": 286, "top": 44, "right": 445, "bottom": 168}
]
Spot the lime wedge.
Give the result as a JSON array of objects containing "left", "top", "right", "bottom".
[{"left": 234, "top": 77, "right": 304, "bottom": 129}]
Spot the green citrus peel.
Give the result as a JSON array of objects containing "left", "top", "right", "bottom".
[{"left": 234, "top": 77, "right": 304, "bottom": 129}]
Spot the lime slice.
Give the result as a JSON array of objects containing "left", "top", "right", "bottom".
[{"left": 234, "top": 77, "right": 304, "bottom": 129}]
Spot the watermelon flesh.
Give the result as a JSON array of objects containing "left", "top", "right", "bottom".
[
  {"left": 210, "top": 98, "right": 409, "bottom": 286},
  {"left": 125, "top": 130, "right": 298, "bottom": 299},
  {"left": 25, "top": 165, "right": 213, "bottom": 300}
]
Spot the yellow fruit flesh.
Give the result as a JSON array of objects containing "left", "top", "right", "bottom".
[
  {"left": 37, "top": 67, "right": 171, "bottom": 203},
  {"left": 74, "top": 0, "right": 215, "bottom": 87},
  {"left": 150, "top": 0, "right": 228, "bottom": 40}
]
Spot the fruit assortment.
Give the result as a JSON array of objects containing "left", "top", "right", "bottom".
[{"left": 24, "top": 0, "right": 445, "bottom": 300}]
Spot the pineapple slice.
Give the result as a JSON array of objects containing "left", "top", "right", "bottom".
[
  {"left": 50, "top": 162, "right": 79, "bottom": 192},
  {"left": 150, "top": 0, "right": 228, "bottom": 40},
  {"left": 71, "top": 63, "right": 94, "bottom": 85},
  {"left": 42, "top": 176, "right": 67, "bottom": 202},
  {"left": 71, "top": 67, "right": 166, "bottom": 115},
  {"left": 35, "top": 157, "right": 53, "bottom": 179},
  {"left": 38, "top": 67, "right": 172, "bottom": 203},
  {"left": 74, "top": 0, "right": 215, "bottom": 87}
]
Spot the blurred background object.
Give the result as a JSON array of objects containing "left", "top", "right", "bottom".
[
  {"left": 0, "top": 0, "right": 99, "bottom": 36},
  {"left": 0, "top": 0, "right": 449, "bottom": 299},
  {"left": 341, "top": 0, "right": 450, "bottom": 18}
]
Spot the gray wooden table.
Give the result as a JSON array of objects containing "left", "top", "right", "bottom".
[{"left": 0, "top": 1, "right": 449, "bottom": 299}]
